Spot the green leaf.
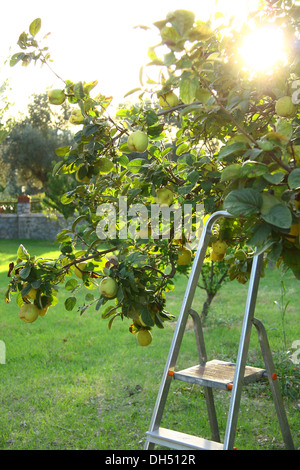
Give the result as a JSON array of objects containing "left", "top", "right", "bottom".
[
  {"left": 288, "top": 168, "right": 300, "bottom": 189},
  {"left": 218, "top": 142, "right": 247, "bottom": 161},
  {"left": 61, "top": 193, "right": 76, "bottom": 205},
  {"left": 9, "top": 52, "right": 25, "bottom": 67},
  {"left": 117, "top": 154, "right": 129, "bottom": 168},
  {"left": 65, "top": 279, "right": 79, "bottom": 291},
  {"left": 261, "top": 204, "right": 292, "bottom": 229},
  {"left": 240, "top": 161, "right": 268, "bottom": 179},
  {"left": 64, "top": 296, "right": 77, "bottom": 311},
  {"left": 19, "top": 265, "right": 32, "bottom": 280},
  {"left": 176, "top": 142, "right": 190, "bottom": 156},
  {"left": 17, "top": 244, "right": 29, "bottom": 261},
  {"left": 140, "top": 304, "right": 155, "bottom": 327},
  {"left": 52, "top": 160, "right": 65, "bottom": 176},
  {"left": 72, "top": 215, "right": 87, "bottom": 232},
  {"left": 263, "top": 171, "right": 285, "bottom": 184},
  {"left": 247, "top": 223, "right": 272, "bottom": 247},
  {"left": 127, "top": 158, "right": 146, "bottom": 173},
  {"left": 220, "top": 164, "right": 241, "bottom": 182},
  {"left": 167, "top": 9, "right": 195, "bottom": 35},
  {"left": 29, "top": 18, "right": 41, "bottom": 37},
  {"left": 55, "top": 146, "right": 71, "bottom": 157},
  {"left": 224, "top": 188, "right": 262, "bottom": 217},
  {"left": 276, "top": 119, "right": 293, "bottom": 140},
  {"left": 123, "top": 87, "right": 142, "bottom": 98},
  {"left": 179, "top": 73, "right": 199, "bottom": 105}
]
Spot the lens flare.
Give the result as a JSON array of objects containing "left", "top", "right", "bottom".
[{"left": 239, "top": 25, "right": 287, "bottom": 73}]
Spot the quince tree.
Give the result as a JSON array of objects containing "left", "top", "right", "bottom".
[{"left": 5, "top": 3, "right": 300, "bottom": 344}]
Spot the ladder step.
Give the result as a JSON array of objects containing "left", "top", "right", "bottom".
[
  {"left": 146, "top": 427, "right": 224, "bottom": 450},
  {"left": 173, "top": 359, "right": 266, "bottom": 390}
]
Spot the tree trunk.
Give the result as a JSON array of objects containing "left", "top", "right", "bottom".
[{"left": 201, "top": 292, "right": 216, "bottom": 321}]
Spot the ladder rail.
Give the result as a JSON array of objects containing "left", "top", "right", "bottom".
[
  {"left": 223, "top": 252, "right": 264, "bottom": 449},
  {"left": 145, "top": 211, "right": 233, "bottom": 449},
  {"left": 253, "top": 318, "right": 295, "bottom": 450}
]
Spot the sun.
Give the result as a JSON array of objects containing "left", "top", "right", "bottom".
[{"left": 239, "top": 25, "right": 287, "bottom": 74}]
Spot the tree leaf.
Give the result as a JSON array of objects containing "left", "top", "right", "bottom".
[
  {"left": 240, "top": 161, "right": 268, "bottom": 178},
  {"left": 55, "top": 146, "right": 71, "bottom": 157},
  {"left": 65, "top": 279, "right": 79, "bottom": 291},
  {"left": 220, "top": 163, "right": 241, "bottom": 182},
  {"left": 127, "top": 158, "right": 146, "bottom": 173},
  {"left": 72, "top": 215, "right": 87, "bottom": 232},
  {"left": 64, "top": 296, "right": 77, "bottom": 311},
  {"left": 224, "top": 188, "right": 262, "bottom": 217},
  {"left": 263, "top": 171, "right": 285, "bottom": 184},
  {"left": 261, "top": 204, "right": 292, "bottom": 229},
  {"left": 288, "top": 168, "right": 300, "bottom": 189},
  {"left": 9, "top": 52, "right": 25, "bottom": 67},
  {"left": 218, "top": 142, "right": 247, "bottom": 161},
  {"left": 29, "top": 18, "right": 41, "bottom": 37},
  {"left": 19, "top": 265, "right": 32, "bottom": 280},
  {"left": 167, "top": 9, "right": 195, "bottom": 36},
  {"left": 179, "top": 73, "right": 199, "bottom": 104},
  {"left": 123, "top": 87, "right": 142, "bottom": 98}
]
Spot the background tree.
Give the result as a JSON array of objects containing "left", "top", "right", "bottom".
[
  {"left": 1, "top": 92, "right": 73, "bottom": 195},
  {"left": 6, "top": 4, "right": 300, "bottom": 345}
]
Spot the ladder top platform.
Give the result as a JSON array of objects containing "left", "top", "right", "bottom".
[{"left": 174, "top": 360, "right": 266, "bottom": 390}]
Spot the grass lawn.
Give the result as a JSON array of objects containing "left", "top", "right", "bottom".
[{"left": 0, "top": 238, "right": 299, "bottom": 450}]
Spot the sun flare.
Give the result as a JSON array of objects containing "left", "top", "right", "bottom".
[{"left": 239, "top": 25, "right": 287, "bottom": 73}]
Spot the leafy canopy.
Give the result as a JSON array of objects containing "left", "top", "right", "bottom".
[{"left": 5, "top": 5, "right": 300, "bottom": 343}]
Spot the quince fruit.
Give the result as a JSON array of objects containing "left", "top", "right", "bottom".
[
  {"left": 99, "top": 277, "right": 118, "bottom": 299},
  {"left": 127, "top": 131, "right": 148, "bottom": 153},
  {"left": 48, "top": 89, "right": 66, "bottom": 105},
  {"left": 93, "top": 158, "right": 114, "bottom": 174},
  {"left": 19, "top": 303, "right": 40, "bottom": 323},
  {"left": 286, "top": 220, "right": 300, "bottom": 243},
  {"left": 212, "top": 240, "right": 228, "bottom": 256},
  {"left": 156, "top": 187, "right": 174, "bottom": 206},
  {"left": 159, "top": 92, "right": 179, "bottom": 110},
  {"left": 177, "top": 246, "right": 192, "bottom": 265},
  {"left": 136, "top": 329, "right": 152, "bottom": 346},
  {"left": 39, "top": 305, "right": 49, "bottom": 317},
  {"left": 23, "top": 284, "right": 38, "bottom": 300},
  {"left": 74, "top": 262, "right": 88, "bottom": 279},
  {"left": 69, "top": 108, "right": 85, "bottom": 125},
  {"left": 275, "top": 96, "right": 297, "bottom": 118},
  {"left": 210, "top": 251, "right": 224, "bottom": 261}
]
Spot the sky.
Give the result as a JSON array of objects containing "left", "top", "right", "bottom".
[{"left": 0, "top": 0, "right": 259, "bottom": 117}]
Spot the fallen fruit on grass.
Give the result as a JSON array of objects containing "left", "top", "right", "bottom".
[
  {"left": 48, "top": 89, "right": 66, "bottom": 105},
  {"left": 136, "top": 329, "right": 152, "bottom": 346},
  {"left": 127, "top": 131, "right": 149, "bottom": 153},
  {"left": 99, "top": 277, "right": 118, "bottom": 298},
  {"left": 19, "top": 303, "right": 40, "bottom": 323},
  {"left": 177, "top": 246, "right": 192, "bottom": 265}
]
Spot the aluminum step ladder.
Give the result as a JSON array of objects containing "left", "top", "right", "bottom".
[{"left": 144, "top": 211, "right": 295, "bottom": 451}]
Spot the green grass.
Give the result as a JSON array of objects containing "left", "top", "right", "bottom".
[{"left": 0, "top": 239, "right": 299, "bottom": 450}]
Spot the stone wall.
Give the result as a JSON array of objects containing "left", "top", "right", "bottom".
[{"left": 0, "top": 196, "right": 67, "bottom": 241}]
